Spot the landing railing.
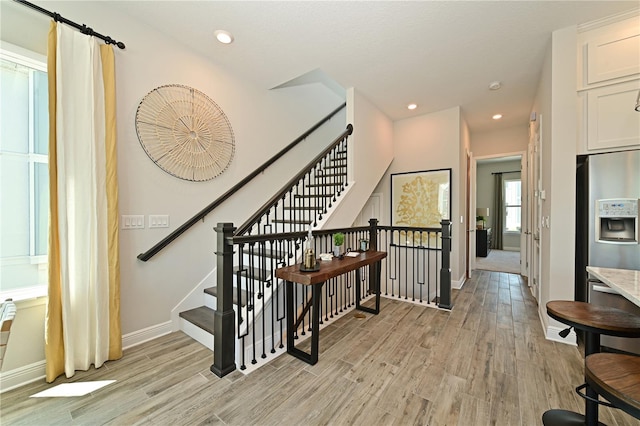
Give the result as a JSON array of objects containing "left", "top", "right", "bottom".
[{"left": 211, "top": 219, "right": 452, "bottom": 376}]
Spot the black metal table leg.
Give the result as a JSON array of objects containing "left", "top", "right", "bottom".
[
  {"left": 286, "top": 280, "right": 323, "bottom": 365},
  {"left": 355, "top": 261, "right": 381, "bottom": 315}
]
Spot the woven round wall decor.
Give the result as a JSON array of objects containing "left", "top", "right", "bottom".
[{"left": 135, "top": 84, "right": 235, "bottom": 182}]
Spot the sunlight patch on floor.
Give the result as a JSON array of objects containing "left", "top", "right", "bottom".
[{"left": 30, "top": 380, "right": 116, "bottom": 398}]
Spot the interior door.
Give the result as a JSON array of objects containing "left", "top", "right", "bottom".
[
  {"left": 530, "top": 115, "right": 542, "bottom": 301},
  {"left": 466, "top": 150, "right": 473, "bottom": 278},
  {"left": 469, "top": 152, "right": 477, "bottom": 273},
  {"left": 520, "top": 154, "right": 529, "bottom": 277}
]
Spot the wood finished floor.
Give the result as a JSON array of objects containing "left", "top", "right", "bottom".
[{"left": 2, "top": 271, "right": 639, "bottom": 425}]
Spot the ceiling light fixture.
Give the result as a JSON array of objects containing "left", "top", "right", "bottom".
[
  {"left": 492, "top": 114, "right": 503, "bottom": 120},
  {"left": 488, "top": 81, "right": 502, "bottom": 91},
  {"left": 214, "top": 30, "right": 234, "bottom": 44},
  {"left": 407, "top": 103, "right": 417, "bottom": 110}
]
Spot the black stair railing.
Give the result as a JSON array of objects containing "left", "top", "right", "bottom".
[
  {"left": 210, "top": 219, "right": 453, "bottom": 377},
  {"left": 137, "top": 103, "right": 346, "bottom": 262},
  {"left": 234, "top": 124, "right": 353, "bottom": 237}
]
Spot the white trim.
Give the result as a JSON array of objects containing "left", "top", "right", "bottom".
[
  {"left": 0, "top": 41, "right": 47, "bottom": 71},
  {"left": 452, "top": 275, "right": 466, "bottom": 290},
  {"left": 578, "top": 8, "right": 640, "bottom": 33},
  {"left": 0, "top": 360, "right": 45, "bottom": 393},
  {"left": 170, "top": 268, "right": 217, "bottom": 332},
  {"left": 122, "top": 321, "right": 173, "bottom": 350}
]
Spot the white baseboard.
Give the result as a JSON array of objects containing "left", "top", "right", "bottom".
[
  {"left": 0, "top": 360, "right": 46, "bottom": 393},
  {"left": 452, "top": 275, "right": 465, "bottom": 290},
  {"left": 1, "top": 321, "right": 174, "bottom": 393},
  {"left": 122, "top": 321, "right": 173, "bottom": 350}
]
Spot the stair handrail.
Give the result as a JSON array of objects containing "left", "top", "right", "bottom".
[
  {"left": 234, "top": 123, "right": 353, "bottom": 237},
  {"left": 137, "top": 103, "right": 346, "bottom": 262}
]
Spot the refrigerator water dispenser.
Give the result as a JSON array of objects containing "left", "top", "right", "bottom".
[{"left": 595, "top": 199, "right": 639, "bottom": 244}]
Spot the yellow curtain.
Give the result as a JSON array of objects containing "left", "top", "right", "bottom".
[
  {"left": 101, "top": 44, "right": 122, "bottom": 362},
  {"left": 45, "top": 21, "right": 122, "bottom": 383}
]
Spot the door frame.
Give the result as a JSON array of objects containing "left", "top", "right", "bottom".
[{"left": 471, "top": 150, "right": 527, "bottom": 275}]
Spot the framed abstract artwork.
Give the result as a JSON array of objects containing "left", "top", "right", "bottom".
[{"left": 391, "top": 168, "right": 451, "bottom": 246}]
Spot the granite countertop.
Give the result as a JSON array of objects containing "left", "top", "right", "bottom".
[{"left": 587, "top": 266, "right": 640, "bottom": 308}]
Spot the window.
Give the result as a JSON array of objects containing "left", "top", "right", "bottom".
[
  {"left": 0, "top": 44, "right": 49, "bottom": 299},
  {"left": 504, "top": 178, "right": 521, "bottom": 232}
]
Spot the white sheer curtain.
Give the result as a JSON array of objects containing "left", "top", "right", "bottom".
[{"left": 46, "top": 22, "right": 121, "bottom": 382}]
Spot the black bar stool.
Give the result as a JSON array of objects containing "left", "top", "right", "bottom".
[{"left": 543, "top": 301, "right": 640, "bottom": 426}]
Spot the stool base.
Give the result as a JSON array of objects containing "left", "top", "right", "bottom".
[{"left": 542, "top": 409, "right": 606, "bottom": 426}]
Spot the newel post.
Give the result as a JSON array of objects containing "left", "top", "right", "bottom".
[
  {"left": 438, "top": 220, "right": 453, "bottom": 310},
  {"left": 211, "top": 222, "right": 237, "bottom": 377},
  {"left": 368, "top": 218, "right": 378, "bottom": 250}
]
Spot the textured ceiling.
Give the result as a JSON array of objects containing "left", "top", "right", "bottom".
[{"left": 6, "top": 1, "right": 640, "bottom": 133}]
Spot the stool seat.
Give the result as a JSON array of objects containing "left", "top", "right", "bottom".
[
  {"left": 547, "top": 301, "right": 640, "bottom": 338},
  {"left": 586, "top": 353, "right": 640, "bottom": 420},
  {"left": 542, "top": 409, "right": 605, "bottom": 426}
]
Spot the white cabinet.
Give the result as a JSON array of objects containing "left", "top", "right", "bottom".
[
  {"left": 578, "top": 15, "right": 640, "bottom": 154},
  {"left": 587, "top": 80, "right": 640, "bottom": 150},
  {"left": 586, "top": 31, "right": 640, "bottom": 85}
]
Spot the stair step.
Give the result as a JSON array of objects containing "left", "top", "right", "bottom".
[
  {"left": 272, "top": 219, "right": 312, "bottom": 225},
  {"left": 294, "top": 195, "right": 332, "bottom": 199},
  {"left": 205, "top": 286, "right": 251, "bottom": 307},
  {"left": 242, "top": 247, "right": 285, "bottom": 259},
  {"left": 305, "top": 183, "right": 340, "bottom": 188},
  {"left": 179, "top": 306, "right": 216, "bottom": 334},
  {"left": 315, "top": 173, "right": 345, "bottom": 178},
  {"left": 233, "top": 265, "right": 271, "bottom": 282},
  {"left": 283, "top": 206, "right": 323, "bottom": 211}
]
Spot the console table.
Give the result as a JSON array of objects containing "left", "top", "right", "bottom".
[{"left": 275, "top": 250, "right": 387, "bottom": 365}]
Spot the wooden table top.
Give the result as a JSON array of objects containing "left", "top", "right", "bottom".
[
  {"left": 586, "top": 353, "right": 640, "bottom": 419},
  {"left": 546, "top": 301, "right": 640, "bottom": 337},
  {"left": 275, "top": 250, "right": 387, "bottom": 285}
]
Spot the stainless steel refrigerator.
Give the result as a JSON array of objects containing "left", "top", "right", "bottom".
[{"left": 576, "top": 149, "right": 640, "bottom": 354}]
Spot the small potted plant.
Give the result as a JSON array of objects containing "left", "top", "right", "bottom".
[{"left": 333, "top": 232, "right": 345, "bottom": 258}]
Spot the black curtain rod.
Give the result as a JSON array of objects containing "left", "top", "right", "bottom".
[
  {"left": 14, "top": 0, "right": 125, "bottom": 49},
  {"left": 492, "top": 170, "right": 520, "bottom": 175}
]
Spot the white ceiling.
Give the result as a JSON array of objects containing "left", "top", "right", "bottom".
[{"left": 7, "top": 1, "right": 640, "bottom": 133}]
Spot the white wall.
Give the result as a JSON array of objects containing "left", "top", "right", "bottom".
[
  {"left": 471, "top": 125, "right": 528, "bottom": 157},
  {"left": 372, "top": 106, "right": 464, "bottom": 285},
  {"left": 323, "top": 88, "right": 394, "bottom": 228},
  {"left": 0, "top": 0, "right": 346, "bottom": 383},
  {"left": 531, "top": 25, "right": 579, "bottom": 334}
]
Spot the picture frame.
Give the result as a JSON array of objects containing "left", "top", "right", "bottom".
[{"left": 390, "top": 168, "right": 452, "bottom": 247}]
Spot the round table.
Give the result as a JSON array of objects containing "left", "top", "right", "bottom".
[{"left": 543, "top": 301, "right": 640, "bottom": 426}]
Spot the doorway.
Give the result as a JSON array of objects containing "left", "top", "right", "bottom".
[{"left": 473, "top": 154, "right": 525, "bottom": 275}]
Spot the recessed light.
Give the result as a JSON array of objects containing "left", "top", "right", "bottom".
[
  {"left": 214, "top": 30, "right": 234, "bottom": 44},
  {"left": 492, "top": 114, "right": 503, "bottom": 120},
  {"left": 407, "top": 103, "right": 417, "bottom": 110},
  {"left": 489, "top": 81, "right": 501, "bottom": 90}
]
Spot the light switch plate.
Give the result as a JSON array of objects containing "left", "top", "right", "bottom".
[
  {"left": 149, "top": 215, "right": 170, "bottom": 228},
  {"left": 122, "top": 215, "right": 144, "bottom": 229}
]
